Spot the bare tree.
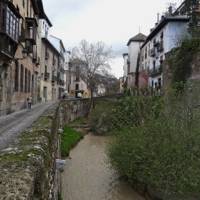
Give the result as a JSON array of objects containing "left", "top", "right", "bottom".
[{"left": 72, "top": 40, "right": 113, "bottom": 106}]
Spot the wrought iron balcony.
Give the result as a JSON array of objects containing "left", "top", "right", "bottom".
[
  {"left": 25, "top": 17, "right": 38, "bottom": 45},
  {"left": 149, "top": 65, "right": 163, "bottom": 77},
  {"left": 44, "top": 72, "right": 50, "bottom": 81},
  {"left": 158, "top": 42, "right": 164, "bottom": 52},
  {"left": 150, "top": 48, "right": 156, "bottom": 57},
  {"left": 52, "top": 74, "right": 57, "bottom": 83}
]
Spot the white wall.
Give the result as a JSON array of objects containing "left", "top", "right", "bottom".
[
  {"left": 164, "top": 21, "right": 188, "bottom": 53},
  {"left": 128, "top": 42, "right": 142, "bottom": 73},
  {"left": 39, "top": 19, "right": 50, "bottom": 38},
  {"left": 123, "top": 54, "right": 128, "bottom": 76},
  {"left": 141, "top": 20, "right": 188, "bottom": 88}
]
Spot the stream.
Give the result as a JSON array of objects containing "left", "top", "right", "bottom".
[{"left": 62, "top": 134, "right": 145, "bottom": 200}]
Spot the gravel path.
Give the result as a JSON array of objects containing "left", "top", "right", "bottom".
[{"left": 0, "top": 102, "right": 55, "bottom": 150}]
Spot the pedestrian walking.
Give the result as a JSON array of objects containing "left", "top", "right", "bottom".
[{"left": 27, "top": 96, "right": 32, "bottom": 109}]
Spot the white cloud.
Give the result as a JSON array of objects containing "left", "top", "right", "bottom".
[{"left": 43, "top": 0, "right": 184, "bottom": 78}]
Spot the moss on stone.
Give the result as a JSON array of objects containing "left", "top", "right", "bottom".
[{"left": 0, "top": 106, "right": 58, "bottom": 199}]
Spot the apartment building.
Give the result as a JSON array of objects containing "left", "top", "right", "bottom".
[
  {"left": 140, "top": 16, "right": 189, "bottom": 91},
  {"left": 49, "top": 35, "right": 66, "bottom": 99},
  {"left": 0, "top": 0, "right": 67, "bottom": 115},
  {"left": 0, "top": 0, "right": 45, "bottom": 115}
]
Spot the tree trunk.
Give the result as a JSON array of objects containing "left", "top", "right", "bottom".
[{"left": 85, "top": 88, "right": 95, "bottom": 117}]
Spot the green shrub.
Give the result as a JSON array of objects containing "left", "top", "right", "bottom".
[
  {"left": 108, "top": 94, "right": 200, "bottom": 198},
  {"left": 89, "top": 100, "right": 117, "bottom": 135},
  {"left": 61, "top": 126, "right": 82, "bottom": 157},
  {"left": 58, "top": 193, "right": 63, "bottom": 200},
  {"left": 110, "top": 95, "right": 163, "bottom": 130},
  {"left": 168, "top": 38, "right": 200, "bottom": 89},
  {"left": 89, "top": 96, "right": 163, "bottom": 135},
  {"left": 68, "top": 117, "right": 87, "bottom": 127}
]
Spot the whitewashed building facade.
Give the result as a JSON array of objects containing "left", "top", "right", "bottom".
[
  {"left": 126, "top": 33, "right": 146, "bottom": 89},
  {"left": 140, "top": 16, "right": 189, "bottom": 90}
]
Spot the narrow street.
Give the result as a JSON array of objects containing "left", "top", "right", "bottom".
[
  {"left": 0, "top": 102, "right": 54, "bottom": 150},
  {"left": 62, "top": 134, "right": 144, "bottom": 200}
]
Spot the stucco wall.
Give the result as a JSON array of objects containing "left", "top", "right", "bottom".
[
  {"left": 128, "top": 42, "right": 141, "bottom": 73},
  {"left": 123, "top": 54, "right": 129, "bottom": 76}
]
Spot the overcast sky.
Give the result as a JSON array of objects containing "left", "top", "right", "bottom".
[{"left": 43, "top": 0, "right": 183, "bottom": 78}]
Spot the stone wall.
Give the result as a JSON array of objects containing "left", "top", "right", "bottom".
[
  {"left": 0, "top": 99, "right": 90, "bottom": 199},
  {"left": 59, "top": 99, "right": 90, "bottom": 125},
  {"left": 0, "top": 105, "right": 60, "bottom": 199}
]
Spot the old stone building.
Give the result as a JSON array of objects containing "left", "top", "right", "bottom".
[
  {"left": 0, "top": 0, "right": 46, "bottom": 115},
  {"left": 39, "top": 35, "right": 65, "bottom": 102},
  {"left": 48, "top": 35, "right": 66, "bottom": 99},
  {"left": 0, "top": 0, "right": 67, "bottom": 115}
]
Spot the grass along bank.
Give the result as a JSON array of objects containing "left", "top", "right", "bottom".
[{"left": 61, "top": 126, "right": 83, "bottom": 157}]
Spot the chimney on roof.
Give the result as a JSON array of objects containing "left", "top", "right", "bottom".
[
  {"left": 168, "top": 5, "right": 173, "bottom": 15},
  {"left": 157, "top": 13, "right": 160, "bottom": 23}
]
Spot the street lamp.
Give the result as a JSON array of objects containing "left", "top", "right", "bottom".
[{"left": 15, "top": 49, "right": 28, "bottom": 61}]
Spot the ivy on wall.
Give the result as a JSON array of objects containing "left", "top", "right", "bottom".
[{"left": 168, "top": 38, "right": 200, "bottom": 89}]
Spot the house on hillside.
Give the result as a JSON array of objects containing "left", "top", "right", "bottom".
[{"left": 140, "top": 15, "right": 189, "bottom": 92}]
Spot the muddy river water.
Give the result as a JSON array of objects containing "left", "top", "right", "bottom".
[{"left": 62, "top": 134, "right": 144, "bottom": 200}]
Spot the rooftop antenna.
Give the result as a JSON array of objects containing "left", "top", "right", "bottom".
[
  {"left": 157, "top": 13, "right": 160, "bottom": 23},
  {"left": 167, "top": 2, "right": 177, "bottom": 15}
]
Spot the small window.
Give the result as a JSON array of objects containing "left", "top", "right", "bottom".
[
  {"left": 15, "top": 61, "right": 19, "bottom": 92},
  {"left": 75, "top": 84, "right": 79, "bottom": 90},
  {"left": 22, "top": 0, "right": 25, "bottom": 8},
  {"left": 20, "top": 64, "right": 24, "bottom": 92},
  {"left": 28, "top": 71, "right": 31, "bottom": 93},
  {"left": 161, "top": 32, "right": 164, "bottom": 39},
  {"left": 45, "top": 65, "right": 47, "bottom": 73},
  {"left": 158, "top": 78, "right": 162, "bottom": 89},
  {"left": 153, "top": 60, "right": 156, "bottom": 70},
  {"left": 25, "top": 68, "right": 28, "bottom": 93}
]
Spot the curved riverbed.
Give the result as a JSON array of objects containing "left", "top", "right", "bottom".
[{"left": 62, "top": 134, "right": 144, "bottom": 200}]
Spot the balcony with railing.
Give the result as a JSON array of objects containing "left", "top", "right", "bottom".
[
  {"left": 52, "top": 74, "right": 57, "bottom": 83},
  {"left": 25, "top": 18, "right": 38, "bottom": 45},
  {"left": 158, "top": 41, "right": 164, "bottom": 52},
  {"left": 150, "top": 48, "right": 156, "bottom": 57},
  {"left": 44, "top": 72, "right": 50, "bottom": 81},
  {"left": 0, "top": 1, "right": 20, "bottom": 58},
  {"left": 149, "top": 65, "right": 163, "bottom": 77}
]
